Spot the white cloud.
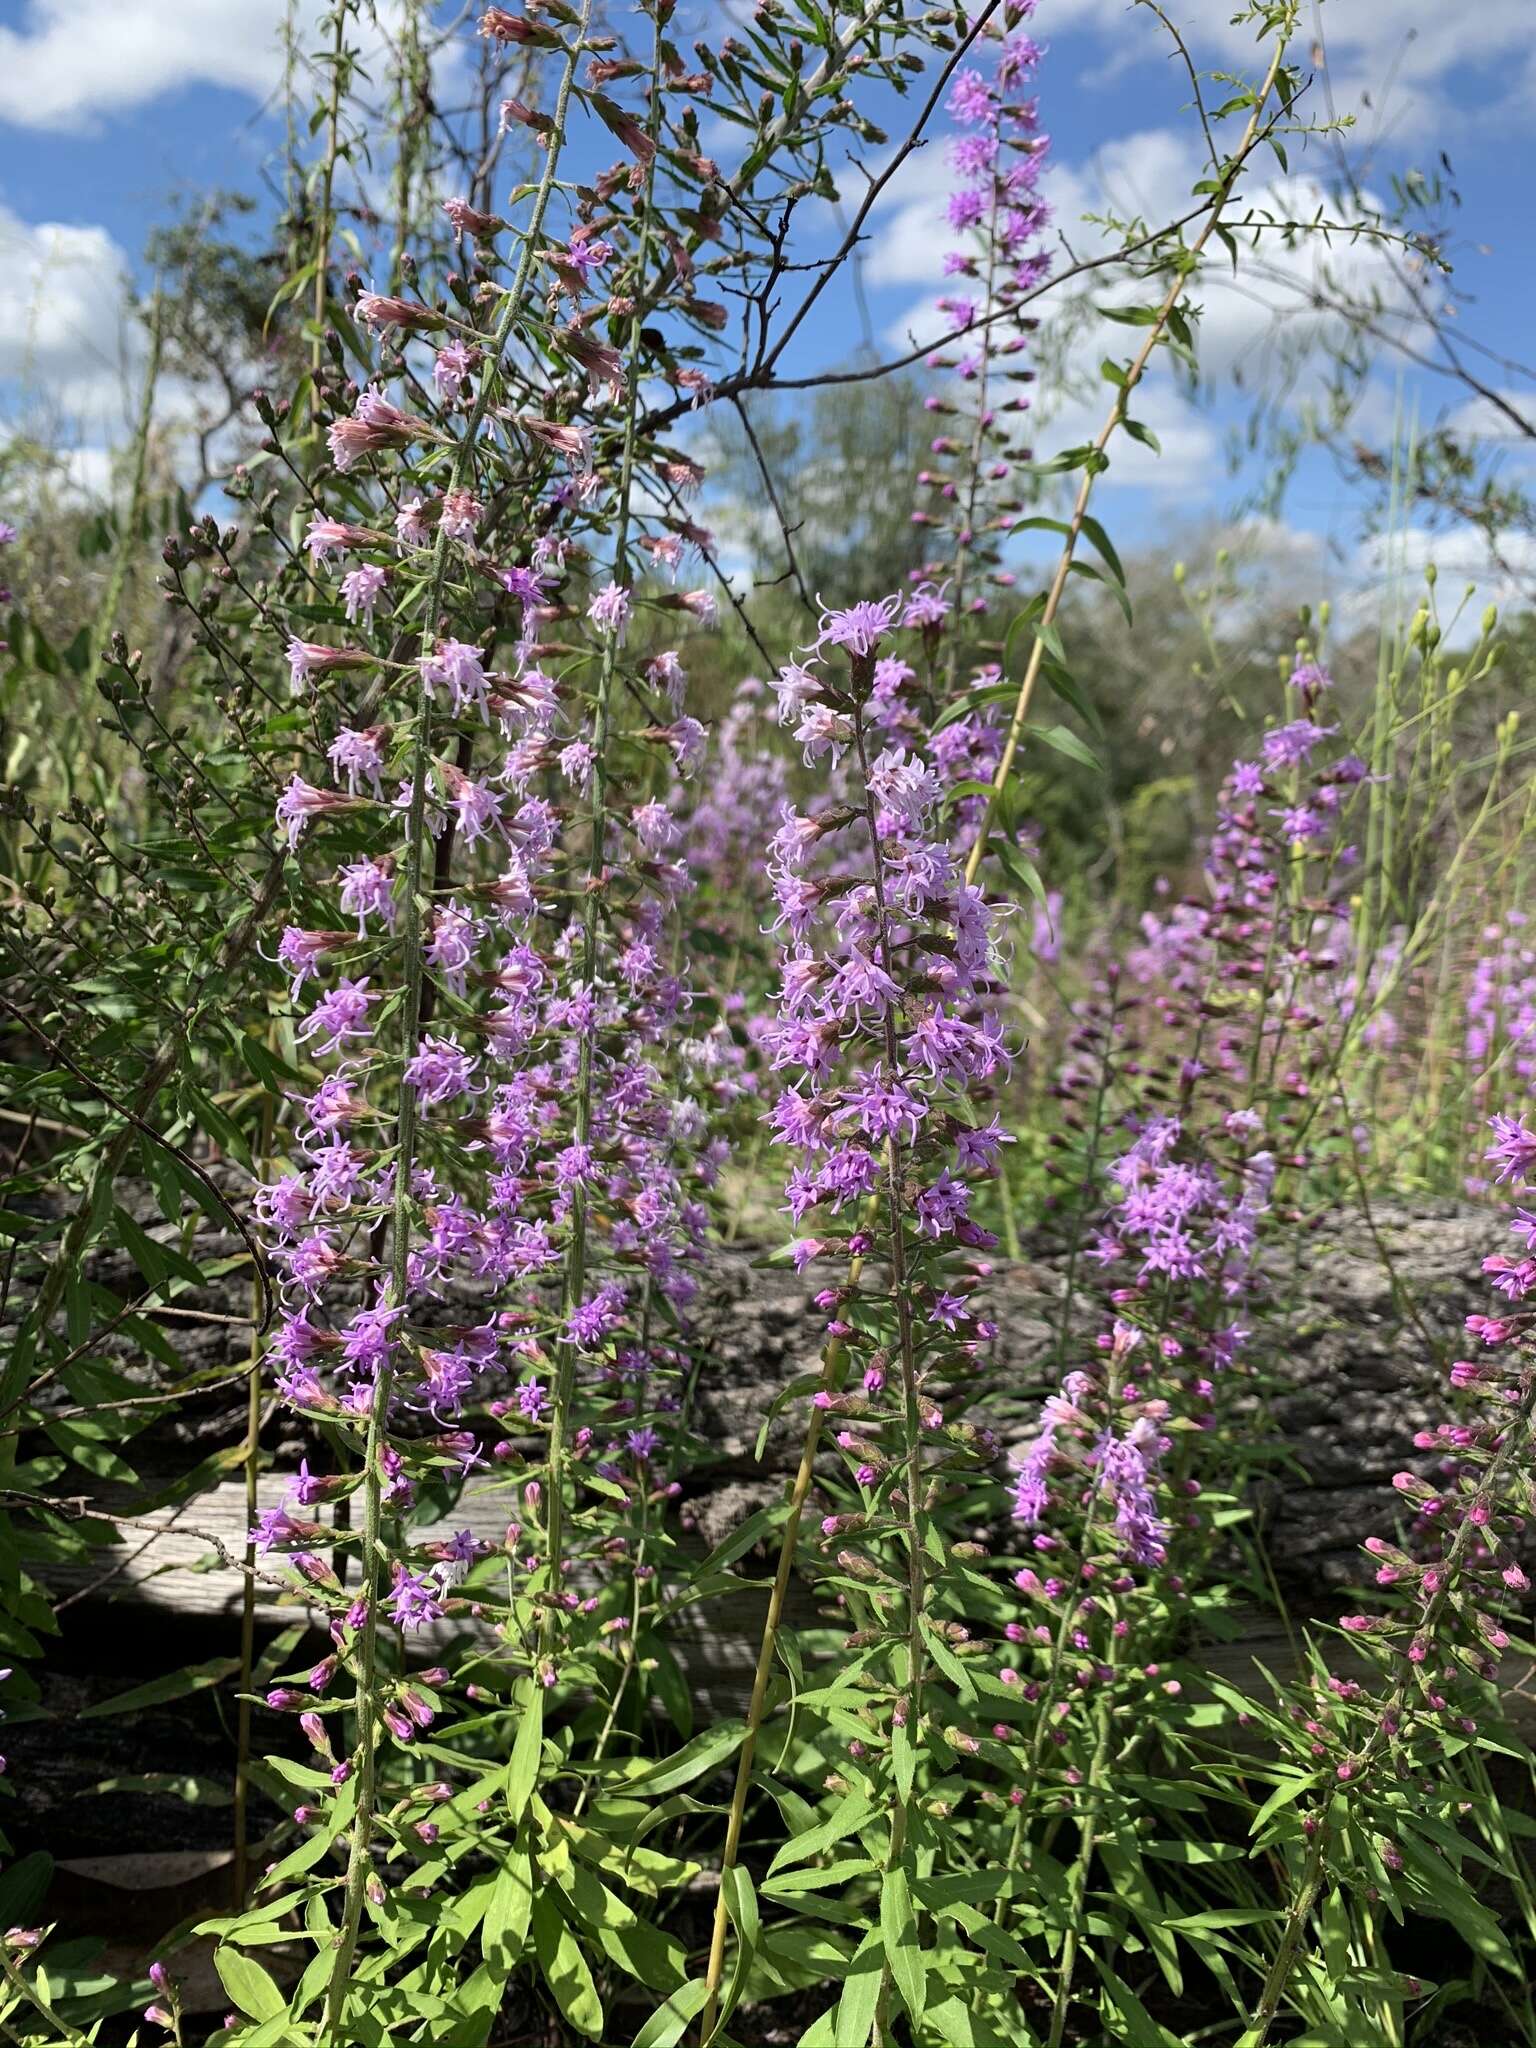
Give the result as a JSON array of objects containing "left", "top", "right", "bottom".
[
  {"left": 1028, "top": 379, "right": 1223, "bottom": 496},
  {"left": 0, "top": 206, "right": 135, "bottom": 428},
  {"left": 1443, "top": 387, "right": 1536, "bottom": 451},
  {"left": 863, "top": 118, "right": 1424, "bottom": 499},
  {"left": 0, "top": 0, "right": 445, "bottom": 133},
  {"left": 0, "top": 1, "right": 293, "bottom": 130},
  {"left": 1353, "top": 524, "right": 1536, "bottom": 634},
  {"left": 1069, "top": 0, "right": 1536, "bottom": 132},
  {"left": 0, "top": 203, "right": 259, "bottom": 497}
]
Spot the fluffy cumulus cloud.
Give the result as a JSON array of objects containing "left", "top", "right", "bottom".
[
  {"left": 1444, "top": 388, "right": 1536, "bottom": 453},
  {"left": 863, "top": 115, "right": 1423, "bottom": 501},
  {"left": 1070, "top": 0, "right": 1536, "bottom": 131},
  {"left": 0, "top": 201, "right": 257, "bottom": 498},
  {"left": 0, "top": 0, "right": 438, "bottom": 132},
  {"left": 0, "top": 205, "right": 134, "bottom": 417},
  {"left": 0, "top": 203, "right": 144, "bottom": 495},
  {"left": 1354, "top": 524, "right": 1536, "bottom": 634},
  {"left": 0, "top": 0, "right": 295, "bottom": 130}
]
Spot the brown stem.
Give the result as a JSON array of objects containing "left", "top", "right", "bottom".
[{"left": 961, "top": 33, "right": 1290, "bottom": 889}]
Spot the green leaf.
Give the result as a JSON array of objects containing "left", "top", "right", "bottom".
[
  {"left": 506, "top": 1680, "right": 544, "bottom": 1822},
  {"left": 891, "top": 1714, "right": 916, "bottom": 1804},
  {"left": 762, "top": 1857, "right": 874, "bottom": 1897},
  {"left": 695, "top": 1504, "right": 786, "bottom": 1577},
  {"left": 80, "top": 1656, "right": 240, "bottom": 1719},
  {"left": 714, "top": 1864, "right": 761, "bottom": 2036},
  {"left": 1101, "top": 1833, "right": 1181, "bottom": 1994},
  {"left": 1248, "top": 1771, "right": 1315, "bottom": 1837},
  {"left": 113, "top": 1204, "right": 204, "bottom": 1289},
  {"left": 1031, "top": 722, "right": 1102, "bottom": 774},
  {"left": 1069, "top": 558, "right": 1134, "bottom": 627},
  {"left": 620, "top": 1719, "right": 745, "bottom": 1799},
  {"left": 259, "top": 1771, "right": 356, "bottom": 1888},
  {"left": 43, "top": 1417, "right": 138, "bottom": 1484},
  {"left": 880, "top": 1866, "right": 925, "bottom": 2023},
  {"left": 920, "top": 1619, "right": 977, "bottom": 1702},
  {"left": 0, "top": 1853, "right": 52, "bottom": 1928},
  {"left": 989, "top": 835, "right": 1048, "bottom": 913},
  {"left": 239, "top": 1035, "right": 303, "bottom": 1092},
  {"left": 767, "top": 1791, "right": 875, "bottom": 1876},
  {"left": 1039, "top": 657, "right": 1104, "bottom": 737},
  {"left": 631, "top": 1978, "right": 709, "bottom": 2048},
  {"left": 532, "top": 1893, "right": 604, "bottom": 2040},
  {"left": 1098, "top": 302, "right": 1161, "bottom": 326},
  {"left": 1078, "top": 513, "right": 1126, "bottom": 590},
  {"left": 483, "top": 1846, "right": 535, "bottom": 1967},
  {"left": 752, "top": 1369, "right": 825, "bottom": 1460},
  {"left": 92, "top": 1772, "right": 233, "bottom": 1806},
  {"left": 214, "top": 1947, "right": 287, "bottom": 2024},
  {"left": 1092, "top": 1955, "right": 1186, "bottom": 2047},
  {"left": 831, "top": 1928, "right": 884, "bottom": 2047}
]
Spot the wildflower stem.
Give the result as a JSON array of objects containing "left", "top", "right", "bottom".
[
  {"left": 0, "top": 1951, "right": 89, "bottom": 2048},
  {"left": 1045, "top": 1660, "right": 1120, "bottom": 2048},
  {"left": 1242, "top": 1369, "right": 1536, "bottom": 2048},
  {"left": 234, "top": 1069, "right": 277, "bottom": 1907},
  {"left": 543, "top": 6, "right": 663, "bottom": 1640},
  {"left": 318, "top": 14, "right": 590, "bottom": 2034},
  {"left": 697, "top": 1324, "right": 852, "bottom": 2043},
  {"left": 89, "top": 280, "right": 164, "bottom": 696},
  {"left": 961, "top": 28, "right": 1292, "bottom": 889},
  {"left": 851, "top": 704, "right": 932, "bottom": 2046},
  {"left": 311, "top": 1, "right": 349, "bottom": 385}
]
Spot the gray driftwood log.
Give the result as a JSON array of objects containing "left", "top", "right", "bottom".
[
  {"left": 31, "top": 1194, "right": 1497, "bottom": 1631},
  {"left": 6, "top": 1190, "right": 1518, "bottom": 1935}
]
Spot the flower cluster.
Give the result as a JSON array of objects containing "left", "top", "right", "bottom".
[{"left": 915, "top": 15, "right": 1051, "bottom": 638}]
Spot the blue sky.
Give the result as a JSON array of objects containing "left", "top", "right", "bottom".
[{"left": 0, "top": 0, "right": 1532, "bottom": 619}]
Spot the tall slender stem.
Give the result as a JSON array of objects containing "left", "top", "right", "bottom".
[
  {"left": 318, "top": 14, "right": 591, "bottom": 2033},
  {"left": 961, "top": 32, "right": 1291, "bottom": 890},
  {"left": 311, "top": 3, "right": 349, "bottom": 386},
  {"left": 90, "top": 282, "right": 164, "bottom": 694},
  {"left": 840, "top": 704, "right": 933, "bottom": 2045},
  {"left": 234, "top": 1068, "right": 276, "bottom": 1907},
  {"left": 696, "top": 1321, "right": 853, "bottom": 2043},
  {"left": 1241, "top": 1374, "right": 1536, "bottom": 2048},
  {"left": 543, "top": 10, "right": 666, "bottom": 1636}
]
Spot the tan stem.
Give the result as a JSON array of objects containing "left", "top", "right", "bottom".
[
  {"left": 318, "top": 11, "right": 592, "bottom": 2035},
  {"left": 696, "top": 1325, "right": 850, "bottom": 2043},
  {"left": 962, "top": 35, "right": 1290, "bottom": 890}
]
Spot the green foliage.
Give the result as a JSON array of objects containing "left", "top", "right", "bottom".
[{"left": 2, "top": 4, "right": 1536, "bottom": 2048}]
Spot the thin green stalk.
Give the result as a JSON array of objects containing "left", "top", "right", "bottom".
[
  {"left": 542, "top": 9, "right": 665, "bottom": 1635},
  {"left": 318, "top": 12, "right": 591, "bottom": 2033},
  {"left": 0, "top": 1950, "right": 89, "bottom": 2048},
  {"left": 696, "top": 1319, "right": 854, "bottom": 2043},
  {"left": 960, "top": 28, "right": 1292, "bottom": 889},
  {"left": 987, "top": 1358, "right": 1123, "bottom": 1950},
  {"left": 234, "top": 1071, "right": 277, "bottom": 1907},
  {"left": 943, "top": 175, "right": 1004, "bottom": 694},
  {"left": 311, "top": 3, "right": 350, "bottom": 385},
  {"left": 88, "top": 281, "right": 164, "bottom": 708},
  {"left": 1241, "top": 1374, "right": 1536, "bottom": 2048},
  {"left": 1045, "top": 1673, "right": 1119, "bottom": 2048},
  {"left": 0, "top": 847, "right": 286, "bottom": 1432},
  {"left": 850, "top": 705, "right": 933, "bottom": 2048},
  {"left": 389, "top": 0, "right": 427, "bottom": 288}
]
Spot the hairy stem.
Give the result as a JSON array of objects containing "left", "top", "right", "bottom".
[
  {"left": 318, "top": 13, "right": 591, "bottom": 2032},
  {"left": 962, "top": 29, "right": 1292, "bottom": 889},
  {"left": 696, "top": 1320, "right": 853, "bottom": 2044},
  {"left": 852, "top": 704, "right": 930, "bottom": 2046},
  {"left": 1241, "top": 1372, "right": 1536, "bottom": 2048},
  {"left": 543, "top": 7, "right": 665, "bottom": 1642}
]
